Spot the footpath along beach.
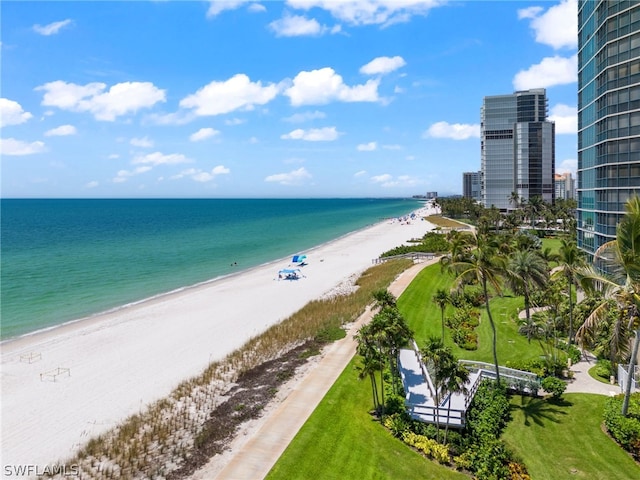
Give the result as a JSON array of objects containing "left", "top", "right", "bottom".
[{"left": 1, "top": 205, "right": 437, "bottom": 476}]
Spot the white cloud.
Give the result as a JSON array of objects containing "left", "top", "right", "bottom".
[
  {"left": 0, "top": 98, "right": 33, "bottom": 127},
  {"left": 172, "top": 165, "right": 230, "bottom": 182},
  {"left": 283, "top": 110, "right": 326, "bottom": 122},
  {"left": 424, "top": 121, "right": 480, "bottom": 140},
  {"left": 394, "top": 85, "right": 405, "bottom": 94},
  {"left": 180, "top": 74, "right": 279, "bottom": 116},
  {"left": 513, "top": 54, "right": 577, "bottom": 90},
  {"left": 371, "top": 173, "right": 393, "bottom": 183},
  {"left": 265, "top": 167, "right": 312, "bottom": 185},
  {"left": 284, "top": 67, "right": 379, "bottom": 106},
  {"left": 249, "top": 136, "right": 259, "bottom": 144},
  {"left": 44, "top": 124, "right": 77, "bottom": 136},
  {"left": 113, "top": 166, "right": 152, "bottom": 183},
  {"left": 225, "top": 117, "right": 245, "bottom": 125},
  {"left": 0, "top": 138, "right": 46, "bottom": 156},
  {"left": 33, "top": 19, "right": 72, "bottom": 36},
  {"left": 557, "top": 158, "right": 577, "bottom": 177},
  {"left": 145, "top": 111, "right": 195, "bottom": 126},
  {"left": 360, "top": 56, "right": 406, "bottom": 75},
  {"left": 189, "top": 127, "right": 221, "bottom": 142},
  {"left": 281, "top": 126, "right": 341, "bottom": 141},
  {"left": 132, "top": 152, "right": 192, "bottom": 166},
  {"left": 354, "top": 170, "right": 367, "bottom": 177},
  {"left": 371, "top": 173, "right": 421, "bottom": 188},
  {"left": 382, "top": 144, "right": 402, "bottom": 150},
  {"left": 130, "top": 136, "right": 154, "bottom": 147},
  {"left": 85, "top": 181, "right": 99, "bottom": 189},
  {"left": 518, "top": 0, "right": 577, "bottom": 50},
  {"left": 269, "top": 14, "right": 333, "bottom": 37},
  {"left": 549, "top": 104, "right": 577, "bottom": 134},
  {"left": 286, "top": 0, "right": 444, "bottom": 27},
  {"left": 36, "top": 80, "right": 166, "bottom": 121},
  {"left": 357, "top": 141, "right": 377, "bottom": 151},
  {"left": 248, "top": 3, "right": 267, "bottom": 13},
  {"left": 108, "top": 154, "right": 120, "bottom": 159},
  {"left": 207, "top": 0, "right": 252, "bottom": 17}
]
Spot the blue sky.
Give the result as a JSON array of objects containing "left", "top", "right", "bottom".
[{"left": 1, "top": 0, "right": 578, "bottom": 198}]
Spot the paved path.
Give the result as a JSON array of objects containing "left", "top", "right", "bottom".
[
  {"left": 207, "top": 260, "right": 434, "bottom": 480},
  {"left": 565, "top": 350, "right": 621, "bottom": 396}
]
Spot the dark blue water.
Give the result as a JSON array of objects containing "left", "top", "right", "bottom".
[{"left": 1, "top": 198, "right": 421, "bottom": 339}]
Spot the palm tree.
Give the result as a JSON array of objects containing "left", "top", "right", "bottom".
[
  {"left": 441, "top": 229, "right": 505, "bottom": 383},
  {"left": 443, "top": 362, "right": 470, "bottom": 443},
  {"left": 553, "top": 239, "right": 586, "bottom": 346},
  {"left": 508, "top": 191, "right": 521, "bottom": 211},
  {"left": 506, "top": 250, "right": 549, "bottom": 331},
  {"left": 420, "top": 337, "right": 450, "bottom": 441},
  {"left": 355, "top": 324, "right": 383, "bottom": 413},
  {"left": 577, "top": 196, "right": 640, "bottom": 416},
  {"left": 432, "top": 288, "right": 450, "bottom": 341}
]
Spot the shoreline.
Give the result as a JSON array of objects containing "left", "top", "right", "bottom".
[
  {"left": 1, "top": 212, "right": 416, "bottom": 345},
  {"left": 1, "top": 206, "right": 437, "bottom": 474}
]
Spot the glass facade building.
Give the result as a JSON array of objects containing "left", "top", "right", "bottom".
[
  {"left": 577, "top": 1, "right": 640, "bottom": 257},
  {"left": 481, "top": 89, "right": 555, "bottom": 211},
  {"left": 463, "top": 171, "right": 482, "bottom": 201}
]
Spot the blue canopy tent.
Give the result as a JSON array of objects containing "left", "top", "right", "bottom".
[
  {"left": 278, "top": 268, "right": 304, "bottom": 280},
  {"left": 292, "top": 254, "right": 307, "bottom": 266}
]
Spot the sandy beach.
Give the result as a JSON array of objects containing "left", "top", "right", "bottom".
[{"left": 1, "top": 205, "right": 437, "bottom": 476}]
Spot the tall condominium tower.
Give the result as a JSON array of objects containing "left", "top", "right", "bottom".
[
  {"left": 577, "top": 1, "right": 640, "bottom": 258},
  {"left": 463, "top": 171, "right": 482, "bottom": 201},
  {"left": 481, "top": 89, "right": 555, "bottom": 212}
]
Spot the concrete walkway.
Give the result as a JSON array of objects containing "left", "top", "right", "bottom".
[
  {"left": 565, "top": 350, "right": 621, "bottom": 396},
  {"left": 208, "top": 260, "right": 435, "bottom": 480}
]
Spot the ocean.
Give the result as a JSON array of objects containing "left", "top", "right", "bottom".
[{"left": 0, "top": 198, "right": 422, "bottom": 340}]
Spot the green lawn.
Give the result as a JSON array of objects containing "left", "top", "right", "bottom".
[
  {"left": 265, "top": 358, "right": 467, "bottom": 480},
  {"left": 503, "top": 393, "right": 640, "bottom": 480},
  {"left": 266, "top": 261, "right": 640, "bottom": 480},
  {"left": 397, "top": 262, "right": 543, "bottom": 365}
]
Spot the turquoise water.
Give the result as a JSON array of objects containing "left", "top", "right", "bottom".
[{"left": 0, "top": 198, "right": 421, "bottom": 340}]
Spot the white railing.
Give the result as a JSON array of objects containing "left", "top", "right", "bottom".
[{"left": 372, "top": 252, "right": 437, "bottom": 264}]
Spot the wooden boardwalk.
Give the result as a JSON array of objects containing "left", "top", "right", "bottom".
[{"left": 398, "top": 343, "right": 540, "bottom": 428}]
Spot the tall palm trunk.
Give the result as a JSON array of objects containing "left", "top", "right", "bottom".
[
  {"left": 622, "top": 328, "right": 640, "bottom": 416},
  {"left": 567, "top": 281, "right": 574, "bottom": 346},
  {"left": 483, "top": 276, "right": 501, "bottom": 384}
]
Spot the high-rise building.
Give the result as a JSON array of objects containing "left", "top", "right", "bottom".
[
  {"left": 555, "top": 172, "right": 575, "bottom": 200},
  {"left": 463, "top": 171, "right": 482, "bottom": 201},
  {"left": 481, "top": 89, "right": 555, "bottom": 212},
  {"left": 577, "top": 1, "right": 640, "bottom": 258}
]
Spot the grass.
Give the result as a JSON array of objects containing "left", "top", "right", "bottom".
[
  {"left": 265, "top": 357, "right": 467, "bottom": 480},
  {"left": 588, "top": 365, "right": 615, "bottom": 385},
  {"left": 425, "top": 215, "right": 473, "bottom": 229},
  {"left": 503, "top": 393, "right": 640, "bottom": 479},
  {"left": 541, "top": 237, "right": 563, "bottom": 254},
  {"left": 397, "top": 262, "right": 543, "bottom": 365}
]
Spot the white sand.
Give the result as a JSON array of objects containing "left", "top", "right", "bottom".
[{"left": 1, "top": 205, "right": 437, "bottom": 474}]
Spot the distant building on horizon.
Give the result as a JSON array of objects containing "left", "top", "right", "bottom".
[
  {"left": 462, "top": 171, "right": 482, "bottom": 201},
  {"left": 555, "top": 172, "right": 575, "bottom": 200},
  {"left": 426, "top": 191, "right": 438, "bottom": 199},
  {"left": 481, "top": 88, "right": 555, "bottom": 212},
  {"left": 577, "top": 0, "right": 640, "bottom": 258}
]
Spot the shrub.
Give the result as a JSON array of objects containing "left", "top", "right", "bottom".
[
  {"left": 540, "top": 376, "right": 567, "bottom": 399},
  {"left": 595, "top": 359, "right": 613, "bottom": 379},
  {"left": 603, "top": 393, "right": 640, "bottom": 460},
  {"left": 401, "top": 432, "right": 450, "bottom": 464},
  {"left": 384, "top": 413, "right": 409, "bottom": 438}
]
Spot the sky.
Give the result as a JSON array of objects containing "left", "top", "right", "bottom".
[{"left": 1, "top": 0, "right": 578, "bottom": 198}]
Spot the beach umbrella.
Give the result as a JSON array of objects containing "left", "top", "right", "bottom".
[{"left": 292, "top": 254, "right": 307, "bottom": 263}]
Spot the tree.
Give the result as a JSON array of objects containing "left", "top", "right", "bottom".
[
  {"left": 577, "top": 196, "right": 640, "bottom": 416},
  {"left": 506, "top": 250, "right": 549, "bottom": 335},
  {"left": 508, "top": 191, "right": 521, "bottom": 210},
  {"left": 441, "top": 229, "right": 505, "bottom": 383},
  {"left": 433, "top": 288, "right": 450, "bottom": 341},
  {"left": 552, "top": 239, "right": 586, "bottom": 346}
]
